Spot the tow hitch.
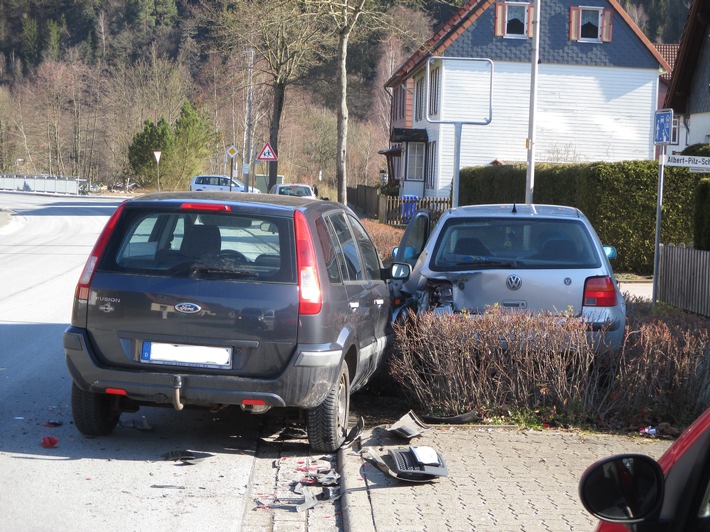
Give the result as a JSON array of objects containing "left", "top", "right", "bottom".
[{"left": 172, "top": 375, "right": 185, "bottom": 411}]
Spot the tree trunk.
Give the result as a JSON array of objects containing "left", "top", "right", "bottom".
[
  {"left": 268, "top": 80, "right": 286, "bottom": 192},
  {"left": 336, "top": 27, "right": 350, "bottom": 204}
]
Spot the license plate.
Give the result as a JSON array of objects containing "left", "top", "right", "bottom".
[{"left": 141, "top": 342, "right": 232, "bottom": 369}]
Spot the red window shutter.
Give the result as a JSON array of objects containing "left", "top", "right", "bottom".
[
  {"left": 569, "top": 6, "right": 581, "bottom": 40},
  {"left": 601, "top": 8, "right": 613, "bottom": 42},
  {"left": 527, "top": 4, "right": 535, "bottom": 38},
  {"left": 494, "top": 3, "right": 506, "bottom": 36}
]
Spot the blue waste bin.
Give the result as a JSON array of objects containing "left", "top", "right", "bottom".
[{"left": 401, "top": 195, "right": 419, "bottom": 223}]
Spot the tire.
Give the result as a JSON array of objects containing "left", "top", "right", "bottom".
[
  {"left": 307, "top": 361, "right": 350, "bottom": 453},
  {"left": 71, "top": 382, "right": 120, "bottom": 436}
]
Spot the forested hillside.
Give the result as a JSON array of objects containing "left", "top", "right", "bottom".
[{"left": 0, "top": 0, "right": 690, "bottom": 192}]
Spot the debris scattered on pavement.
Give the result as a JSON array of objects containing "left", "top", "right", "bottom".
[
  {"left": 162, "top": 450, "right": 212, "bottom": 464},
  {"left": 42, "top": 420, "right": 63, "bottom": 428},
  {"left": 340, "top": 416, "right": 365, "bottom": 449},
  {"left": 386, "top": 410, "right": 430, "bottom": 439},
  {"left": 640, "top": 426, "right": 657, "bottom": 437},
  {"left": 119, "top": 416, "right": 153, "bottom": 430},
  {"left": 150, "top": 484, "right": 186, "bottom": 489},
  {"left": 41, "top": 436, "right": 59, "bottom": 448},
  {"left": 362, "top": 445, "right": 449, "bottom": 482}
]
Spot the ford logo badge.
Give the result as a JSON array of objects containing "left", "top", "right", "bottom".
[{"left": 175, "top": 302, "right": 201, "bottom": 314}]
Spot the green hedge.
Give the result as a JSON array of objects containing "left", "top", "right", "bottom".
[{"left": 459, "top": 160, "right": 701, "bottom": 274}]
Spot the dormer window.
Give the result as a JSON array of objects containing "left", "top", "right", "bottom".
[
  {"left": 569, "top": 7, "right": 612, "bottom": 42},
  {"left": 494, "top": 2, "right": 534, "bottom": 39}
]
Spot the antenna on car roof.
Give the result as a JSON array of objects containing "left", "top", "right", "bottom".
[{"left": 512, "top": 203, "right": 517, "bottom": 214}]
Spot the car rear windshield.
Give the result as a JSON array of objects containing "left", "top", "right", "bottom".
[
  {"left": 430, "top": 217, "right": 601, "bottom": 271},
  {"left": 277, "top": 186, "right": 312, "bottom": 197},
  {"left": 99, "top": 206, "right": 296, "bottom": 282}
]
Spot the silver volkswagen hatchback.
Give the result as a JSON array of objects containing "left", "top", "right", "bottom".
[{"left": 391, "top": 204, "right": 626, "bottom": 352}]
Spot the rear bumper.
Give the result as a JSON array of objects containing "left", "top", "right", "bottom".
[{"left": 64, "top": 326, "right": 342, "bottom": 409}]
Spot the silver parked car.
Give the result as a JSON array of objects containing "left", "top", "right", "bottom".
[
  {"left": 190, "top": 175, "right": 260, "bottom": 193},
  {"left": 390, "top": 204, "right": 626, "bottom": 351}
]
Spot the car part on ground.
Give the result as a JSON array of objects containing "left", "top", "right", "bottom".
[{"left": 64, "top": 192, "right": 391, "bottom": 452}]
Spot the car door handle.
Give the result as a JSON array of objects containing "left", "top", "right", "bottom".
[
  {"left": 374, "top": 298, "right": 384, "bottom": 306},
  {"left": 349, "top": 302, "right": 360, "bottom": 309}
]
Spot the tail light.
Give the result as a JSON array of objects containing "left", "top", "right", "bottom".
[
  {"left": 294, "top": 210, "right": 322, "bottom": 315},
  {"left": 75, "top": 202, "right": 127, "bottom": 301},
  {"left": 583, "top": 276, "right": 618, "bottom": 307}
]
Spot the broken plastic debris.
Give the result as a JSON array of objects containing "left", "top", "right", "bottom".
[
  {"left": 639, "top": 426, "right": 657, "bottom": 436},
  {"left": 41, "top": 436, "right": 59, "bottom": 448},
  {"left": 120, "top": 416, "right": 153, "bottom": 430},
  {"left": 339, "top": 416, "right": 365, "bottom": 449},
  {"left": 387, "top": 410, "right": 431, "bottom": 440},
  {"left": 162, "top": 450, "right": 212, "bottom": 464},
  {"left": 42, "top": 421, "right": 63, "bottom": 427}
]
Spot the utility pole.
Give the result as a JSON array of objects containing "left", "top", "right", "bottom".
[
  {"left": 525, "top": 0, "right": 541, "bottom": 204},
  {"left": 244, "top": 48, "right": 254, "bottom": 191}
]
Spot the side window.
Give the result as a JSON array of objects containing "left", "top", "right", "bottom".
[
  {"left": 494, "top": 2, "right": 534, "bottom": 38},
  {"left": 328, "top": 212, "right": 363, "bottom": 281},
  {"left": 396, "top": 211, "right": 430, "bottom": 265},
  {"left": 315, "top": 217, "right": 343, "bottom": 284},
  {"left": 569, "top": 7, "right": 612, "bottom": 42},
  {"left": 348, "top": 215, "right": 382, "bottom": 281}
]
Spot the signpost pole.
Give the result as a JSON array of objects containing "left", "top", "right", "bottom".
[{"left": 652, "top": 144, "right": 666, "bottom": 307}]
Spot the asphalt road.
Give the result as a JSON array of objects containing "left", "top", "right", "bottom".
[{"left": 0, "top": 193, "right": 264, "bottom": 531}]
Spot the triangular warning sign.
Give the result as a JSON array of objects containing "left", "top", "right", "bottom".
[{"left": 257, "top": 142, "right": 278, "bottom": 161}]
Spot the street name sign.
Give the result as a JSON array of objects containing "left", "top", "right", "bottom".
[{"left": 665, "top": 154, "right": 710, "bottom": 172}]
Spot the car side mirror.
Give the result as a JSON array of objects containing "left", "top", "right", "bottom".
[
  {"left": 579, "top": 454, "right": 664, "bottom": 525},
  {"left": 604, "top": 246, "right": 617, "bottom": 260},
  {"left": 390, "top": 262, "right": 412, "bottom": 281}
]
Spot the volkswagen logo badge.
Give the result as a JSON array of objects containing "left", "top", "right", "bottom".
[
  {"left": 564, "top": 277, "right": 572, "bottom": 286},
  {"left": 506, "top": 275, "right": 522, "bottom": 291},
  {"left": 175, "top": 302, "right": 201, "bottom": 314}
]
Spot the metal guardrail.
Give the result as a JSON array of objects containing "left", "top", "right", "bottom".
[{"left": 0, "top": 174, "right": 82, "bottom": 195}]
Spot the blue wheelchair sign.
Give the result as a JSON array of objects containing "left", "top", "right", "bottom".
[{"left": 654, "top": 109, "right": 673, "bottom": 145}]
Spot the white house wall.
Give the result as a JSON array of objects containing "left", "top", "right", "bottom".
[
  {"left": 687, "top": 112, "right": 710, "bottom": 145},
  {"left": 414, "top": 60, "right": 660, "bottom": 197}
]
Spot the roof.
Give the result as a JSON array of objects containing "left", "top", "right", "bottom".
[
  {"left": 386, "top": 0, "right": 671, "bottom": 88},
  {"left": 654, "top": 43, "right": 680, "bottom": 82},
  {"left": 665, "top": 0, "right": 710, "bottom": 113},
  {"left": 446, "top": 203, "right": 584, "bottom": 219}
]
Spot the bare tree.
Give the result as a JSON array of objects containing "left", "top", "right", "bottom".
[{"left": 201, "top": 0, "right": 332, "bottom": 192}]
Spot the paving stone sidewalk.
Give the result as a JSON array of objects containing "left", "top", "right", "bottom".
[{"left": 339, "top": 424, "right": 672, "bottom": 532}]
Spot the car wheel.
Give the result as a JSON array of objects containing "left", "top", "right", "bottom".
[
  {"left": 71, "top": 382, "right": 120, "bottom": 436},
  {"left": 307, "top": 361, "right": 349, "bottom": 452}
]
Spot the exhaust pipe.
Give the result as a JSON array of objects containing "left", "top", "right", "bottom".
[{"left": 172, "top": 375, "right": 185, "bottom": 411}]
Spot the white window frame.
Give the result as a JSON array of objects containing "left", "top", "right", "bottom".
[
  {"left": 414, "top": 76, "right": 425, "bottom": 122},
  {"left": 426, "top": 141, "right": 437, "bottom": 189},
  {"left": 428, "top": 66, "right": 440, "bottom": 117},
  {"left": 671, "top": 116, "right": 680, "bottom": 145},
  {"left": 495, "top": 2, "right": 533, "bottom": 39},
  {"left": 570, "top": 6, "right": 612, "bottom": 43},
  {"left": 407, "top": 143, "right": 426, "bottom": 182}
]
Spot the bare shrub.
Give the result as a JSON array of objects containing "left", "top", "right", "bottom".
[
  {"left": 389, "top": 306, "right": 595, "bottom": 418},
  {"left": 599, "top": 297, "right": 710, "bottom": 425},
  {"left": 388, "top": 297, "right": 710, "bottom": 428}
]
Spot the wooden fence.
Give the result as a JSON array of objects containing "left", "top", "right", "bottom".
[
  {"left": 346, "top": 184, "right": 451, "bottom": 225},
  {"left": 659, "top": 244, "right": 710, "bottom": 318}
]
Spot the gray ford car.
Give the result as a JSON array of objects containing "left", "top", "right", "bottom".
[{"left": 64, "top": 192, "right": 391, "bottom": 452}]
